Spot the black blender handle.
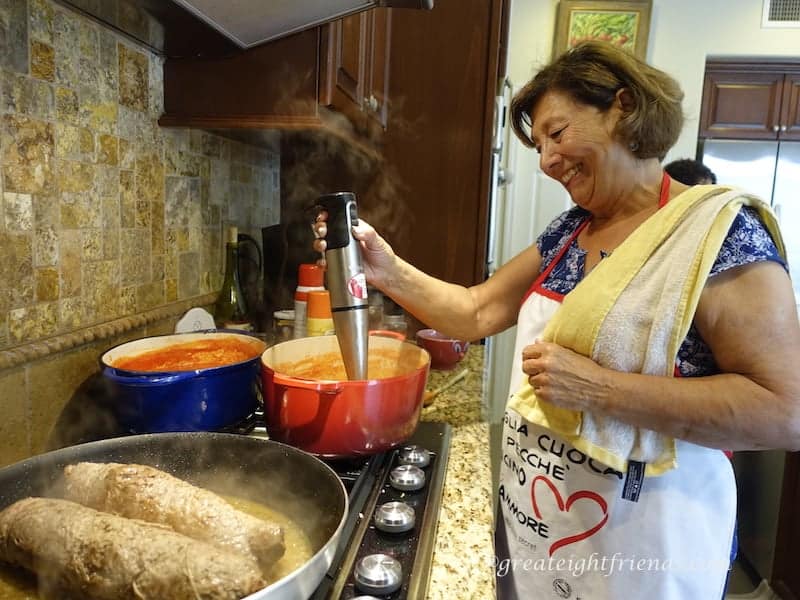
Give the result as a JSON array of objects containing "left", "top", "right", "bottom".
[{"left": 316, "top": 192, "right": 359, "bottom": 250}]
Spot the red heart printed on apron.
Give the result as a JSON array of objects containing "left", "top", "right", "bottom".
[{"left": 531, "top": 475, "right": 609, "bottom": 557}]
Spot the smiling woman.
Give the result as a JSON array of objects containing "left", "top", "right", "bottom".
[{"left": 311, "top": 39, "right": 800, "bottom": 600}]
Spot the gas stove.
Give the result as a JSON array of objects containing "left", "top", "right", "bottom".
[{"left": 252, "top": 421, "right": 452, "bottom": 599}]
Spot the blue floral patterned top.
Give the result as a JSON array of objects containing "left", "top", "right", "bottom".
[{"left": 536, "top": 205, "right": 785, "bottom": 376}]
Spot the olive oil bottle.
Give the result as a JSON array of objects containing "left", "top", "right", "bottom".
[{"left": 214, "top": 226, "right": 252, "bottom": 331}]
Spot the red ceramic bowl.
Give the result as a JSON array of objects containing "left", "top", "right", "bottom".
[{"left": 415, "top": 329, "right": 470, "bottom": 370}]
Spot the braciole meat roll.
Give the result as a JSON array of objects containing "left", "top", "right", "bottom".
[
  {"left": 0, "top": 497, "right": 265, "bottom": 600},
  {"left": 63, "top": 462, "right": 285, "bottom": 572}
]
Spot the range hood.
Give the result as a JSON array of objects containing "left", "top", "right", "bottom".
[{"left": 56, "top": 0, "right": 433, "bottom": 58}]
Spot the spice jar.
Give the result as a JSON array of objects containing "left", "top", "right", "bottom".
[
  {"left": 306, "top": 290, "right": 335, "bottom": 336},
  {"left": 293, "top": 264, "right": 325, "bottom": 338}
]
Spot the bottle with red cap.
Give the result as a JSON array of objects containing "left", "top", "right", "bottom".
[{"left": 293, "top": 263, "right": 325, "bottom": 338}]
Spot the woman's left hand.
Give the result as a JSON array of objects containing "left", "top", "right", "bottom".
[{"left": 521, "top": 341, "right": 607, "bottom": 412}]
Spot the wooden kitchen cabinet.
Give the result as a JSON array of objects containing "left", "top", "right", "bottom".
[
  {"left": 376, "top": 0, "right": 508, "bottom": 286},
  {"left": 163, "top": 0, "right": 508, "bottom": 290},
  {"left": 160, "top": 10, "right": 392, "bottom": 140},
  {"left": 321, "top": 8, "right": 392, "bottom": 136},
  {"left": 160, "top": 28, "right": 326, "bottom": 130},
  {"left": 280, "top": 0, "right": 508, "bottom": 288},
  {"left": 699, "top": 59, "right": 800, "bottom": 141}
]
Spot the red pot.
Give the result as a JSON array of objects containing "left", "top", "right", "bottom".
[{"left": 261, "top": 335, "right": 430, "bottom": 457}]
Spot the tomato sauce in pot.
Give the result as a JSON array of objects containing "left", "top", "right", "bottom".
[
  {"left": 113, "top": 338, "right": 261, "bottom": 372},
  {"left": 274, "top": 348, "right": 421, "bottom": 380}
]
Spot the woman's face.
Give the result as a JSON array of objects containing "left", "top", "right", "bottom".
[{"left": 529, "top": 90, "right": 629, "bottom": 212}]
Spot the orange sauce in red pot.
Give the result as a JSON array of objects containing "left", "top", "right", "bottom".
[
  {"left": 113, "top": 338, "right": 261, "bottom": 372},
  {"left": 273, "top": 348, "right": 422, "bottom": 380}
]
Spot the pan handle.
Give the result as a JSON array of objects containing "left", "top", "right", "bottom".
[{"left": 103, "top": 368, "right": 197, "bottom": 386}]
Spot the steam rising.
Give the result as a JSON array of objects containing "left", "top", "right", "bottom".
[{"left": 280, "top": 104, "right": 414, "bottom": 249}]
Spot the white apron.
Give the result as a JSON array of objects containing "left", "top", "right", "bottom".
[{"left": 495, "top": 229, "right": 737, "bottom": 600}]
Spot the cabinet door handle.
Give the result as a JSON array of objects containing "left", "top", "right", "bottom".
[
  {"left": 780, "top": 125, "right": 787, "bottom": 132},
  {"left": 365, "top": 95, "right": 379, "bottom": 112},
  {"left": 773, "top": 125, "right": 780, "bottom": 132}
]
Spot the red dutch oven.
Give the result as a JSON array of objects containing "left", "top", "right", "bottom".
[{"left": 261, "top": 335, "right": 430, "bottom": 458}]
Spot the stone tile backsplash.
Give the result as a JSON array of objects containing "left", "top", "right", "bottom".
[
  {"left": 0, "top": 0, "right": 281, "bottom": 464},
  {"left": 0, "top": 0, "right": 280, "bottom": 349}
]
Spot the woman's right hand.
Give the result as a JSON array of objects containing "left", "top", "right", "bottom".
[{"left": 312, "top": 212, "right": 397, "bottom": 287}]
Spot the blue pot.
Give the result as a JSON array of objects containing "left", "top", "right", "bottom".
[{"left": 100, "top": 331, "right": 266, "bottom": 433}]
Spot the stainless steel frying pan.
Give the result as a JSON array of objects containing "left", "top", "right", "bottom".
[{"left": 0, "top": 432, "right": 348, "bottom": 600}]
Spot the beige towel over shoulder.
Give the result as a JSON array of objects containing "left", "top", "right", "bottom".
[{"left": 509, "top": 185, "right": 786, "bottom": 476}]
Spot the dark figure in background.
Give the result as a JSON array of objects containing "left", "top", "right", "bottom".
[{"left": 664, "top": 157, "right": 717, "bottom": 185}]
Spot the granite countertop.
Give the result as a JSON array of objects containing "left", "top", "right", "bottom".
[{"left": 419, "top": 345, "right": 496, "bottom": 599}]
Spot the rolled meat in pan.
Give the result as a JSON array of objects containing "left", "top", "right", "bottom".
[
  {"left": 63, "top": 462, "right": 285, "bottom": 572},
  {"left": 0, "top": 497, "right": 265, "bottom": 600}
]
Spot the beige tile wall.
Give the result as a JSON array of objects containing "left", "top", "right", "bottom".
[{"left": 0, "top": 0, "right": 280, "bottom": 465}]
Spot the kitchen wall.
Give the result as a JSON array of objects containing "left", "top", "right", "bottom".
[{"left": 0, "top": 0, "right": 280, "bottom": 466}]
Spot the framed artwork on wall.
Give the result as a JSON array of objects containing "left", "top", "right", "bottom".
[{"left": 552, "top": 0, "right": 652, "bottom": 60}]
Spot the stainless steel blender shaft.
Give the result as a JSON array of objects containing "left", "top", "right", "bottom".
[{"left": 318, "top": 192, "right": 369, "bottom": 380}]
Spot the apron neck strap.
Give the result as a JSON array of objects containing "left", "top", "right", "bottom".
[{"left": 658, "top": 171, "right": 672, "bottom": 208}]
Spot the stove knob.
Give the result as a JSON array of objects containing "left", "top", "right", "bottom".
[
  {"left": 353, "top": 553, "right": 402, "bottom": 595},
  {"left": 374, "top": 501, "right": 416, "bottom": 533},
  {"left": 398, "top": 444, "right": 431, "bottom": 468},
  {"left": 389, "top": 464, "right": 426, "bottom": 491}
]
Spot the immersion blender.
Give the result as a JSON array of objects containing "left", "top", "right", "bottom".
[{"left": 317, "top": 192, "right": 369, "bottom": 380}]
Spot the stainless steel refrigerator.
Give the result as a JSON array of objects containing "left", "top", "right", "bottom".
[
  {"left": 700, "top": 138, "right": 800, "bottom": 589},
  {"left": 701, "top": 139, "right": 800, "bottom": 308}
]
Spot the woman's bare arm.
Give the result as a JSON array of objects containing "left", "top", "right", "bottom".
[{"left": 317, "top": 219, "right": 544, "bottom": 342}]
